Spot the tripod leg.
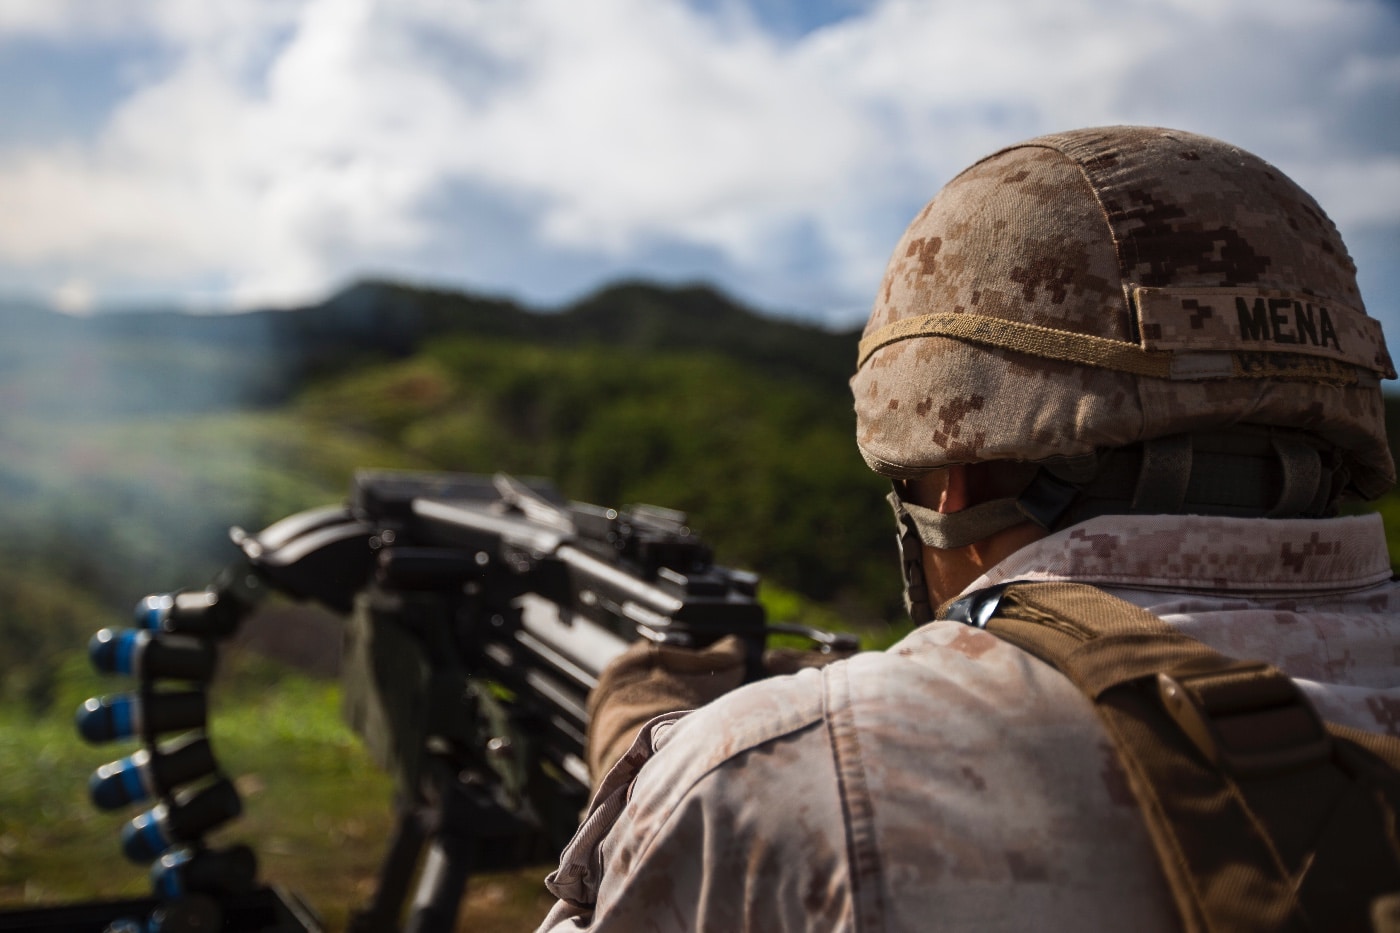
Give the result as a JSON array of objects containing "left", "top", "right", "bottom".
[
  {"left": 349, "top": 807, "right": 429, "bottom": 933},
  {"left": 404, "top": 833, "right": 474, "bottom": 933}
]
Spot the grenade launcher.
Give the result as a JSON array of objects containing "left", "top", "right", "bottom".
[{"left": 22, "top": 471, "right": 854, "bottom": 933}]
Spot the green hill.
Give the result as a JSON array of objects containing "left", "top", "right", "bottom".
[
  {"left": 5, "top": 275, "right": 1400, "bottom": 713},
  {"left": 0, "top": 279, "right": 858, "bottom": 418},
  {"left": 0, "top": 279, "right": 895, "bottom": 715},
  {"left": 0, "top": 278, "right": 893, "bottom": 927},
  {"left": 3, "top": 278, "right": 1399, "bottom": 928}
]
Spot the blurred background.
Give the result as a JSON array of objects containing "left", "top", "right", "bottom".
[{"left": 1, "top": 0, "right": 1397, "bottom": 929}]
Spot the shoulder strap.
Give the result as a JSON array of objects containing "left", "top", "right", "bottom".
[{"left": 952, "top": 581, "right": 1400, "bottom": 933}]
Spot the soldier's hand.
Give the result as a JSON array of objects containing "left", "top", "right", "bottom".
[{"left": 585, "top": 636, "right": 853, "bottom": 782}]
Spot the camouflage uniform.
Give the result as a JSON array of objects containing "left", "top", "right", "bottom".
[
  {"left": 539, "top": 127, "right": 1400, "bottom": 930},
  {"left": 539, "top": 511, "right": 1400, "bottom": 931}
]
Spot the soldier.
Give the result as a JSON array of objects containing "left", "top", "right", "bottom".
[{"left": 538, "top": 126, "right": 1400, "bottom": 931}]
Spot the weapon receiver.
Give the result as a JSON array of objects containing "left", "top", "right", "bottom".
[{"left": 25, "top": 470, "right": 854, "bottom": 933}]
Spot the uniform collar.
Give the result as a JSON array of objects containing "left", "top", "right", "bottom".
[{"left": 960, "top": 513, "right": 1393, "bottom": 599}]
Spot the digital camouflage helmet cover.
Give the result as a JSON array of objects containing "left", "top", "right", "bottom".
[
  {"left": 854, "top": 125, "right": 1393, "bottom": 490},
  {"left": 851, "top": 126, "right": 1396, "bottom": 619}
]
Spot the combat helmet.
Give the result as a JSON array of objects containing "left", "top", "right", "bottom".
[{"left": 851, "top": 126, "right": 1395, "bottom": 619}]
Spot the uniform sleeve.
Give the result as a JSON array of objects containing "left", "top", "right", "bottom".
[
  {"left": 537, "top": 668, "right": 847, "bottom": 932},
  {"left": 584, "top": 637, "right": 747, "bottom": 780}
]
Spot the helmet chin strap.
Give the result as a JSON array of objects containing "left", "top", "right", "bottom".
[
  {"left": 886, "top": 470, "right": 1077, "bottom": 625},
  {"left": 888, "top": 429, "right": 1345, "bottom": 625},
  {"left": 887, "top": 491, "right": 1028, "bottom": 551},
  {"left": 888, "top": 495, "right": 935, "bottom": 626}
]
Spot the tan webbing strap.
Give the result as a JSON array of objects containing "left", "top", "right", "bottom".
[
  {"left": 856, "top": 307, "right": 1383, "bottom": 385},
  {"left": 856, "top": 313, "right": 1175, "bottom": 375},
  {"left": 966, "top": 582, "right": 1400, "bottom": 932}
]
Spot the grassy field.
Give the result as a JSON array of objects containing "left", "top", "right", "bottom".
[{"left": 0, "top": 655, "right": 557, "bottom": 931}]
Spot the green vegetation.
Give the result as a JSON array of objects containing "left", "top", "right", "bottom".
[
  {"left": 298, "top": 336, "right": 898, "bottom": 610},
  {"left": 0, "top": 327, "right": 901, "bottom": 725},
  {"left": 0, "top": 284, "right": 901, "bottom": 928},
  {"left": 0, "top": 657, "right": 402, "bottom": 930},
  {"left": 0, "top": 649, "right": 562, "bottom": 929},
  {"left": 2, "top": 279, "right": 1398, "bottom": 930},
  {"left": 0, "top": 412, "right": 416, "bottom": 716}
]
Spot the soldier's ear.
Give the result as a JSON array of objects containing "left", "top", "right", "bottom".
[
  {"left": 938, "top": 465, "right": 969, "bottom": 514},
  {"left": 904, "top": 465, "right": 969, "bottom": 515}
]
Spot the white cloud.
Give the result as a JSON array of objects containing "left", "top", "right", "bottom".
[
  {"left": 458, "top": 1, "right": 869, "bottom": 243},
  {"left": 50, "top": 277, "right": 93, "bottom": 315},
  {"left": 0, "top": 0, "right": 297, "bottom": 49},
  {"left": 0, "top": 0, "right": 1395, "bottom": 323}
]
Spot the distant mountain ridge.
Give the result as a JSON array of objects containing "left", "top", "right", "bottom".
[
  {"left": 0, "top": 279, "right": 861, "bottom": 418},
  {"left": 11, "top": 277, "right": 1399, "bottom": 474}
]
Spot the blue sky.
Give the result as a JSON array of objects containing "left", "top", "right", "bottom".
[{"left": 0, "top": 0, "right": 1397, "bottom": 335}]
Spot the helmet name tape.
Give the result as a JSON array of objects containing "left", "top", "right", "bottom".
[{"left": 1135, "top": 287, "right": 1395, "bottom": 377}]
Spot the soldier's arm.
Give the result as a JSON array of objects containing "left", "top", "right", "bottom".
[{"left": 543, "top": 667, "right": 841, "bottom": 931}]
